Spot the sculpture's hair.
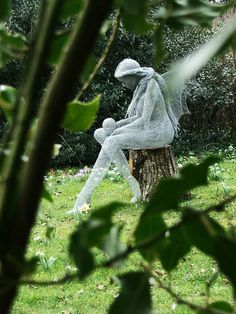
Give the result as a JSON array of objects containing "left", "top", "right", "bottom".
[{"left": 115, "top": 58, "right": 190, "bottom": 136}]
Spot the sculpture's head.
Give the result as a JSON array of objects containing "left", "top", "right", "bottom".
[{"left": 114, "top": 58, "right": 143, "bottom": 90}]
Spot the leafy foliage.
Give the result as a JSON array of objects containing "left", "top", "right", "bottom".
[
  {"left": 68, "top": 157, "right": 236, "bottom": 310},
  {"left": 62, "top": 95, "right": 100, "bottom": 132},
  {"left": 0, "top": 25, "right": 27, "bottom": 69},
  {"left": 0, "top": 85, "right": 18, "bottom": 123},
  {"left": 109, "top": 272, "right": 152, "bottom": 314},
  {"left": 156, "top": 0, "right": 231, "bottom": 28},
  {"left": 115, "top": 0, "right": 154, "bottom": 34},
  {"left": 59, "top": 0, "right": 84, "bottom": 20},
  {"left": 0, "top": 0, "right": 11, "bottom": 21},
  {"left": 69, "top": 202, "right": 124, "bottom": 279}
]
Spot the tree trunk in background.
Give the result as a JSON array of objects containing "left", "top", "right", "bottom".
[{"left": 129, "top": 146, "right": 178, "bottom": 201}]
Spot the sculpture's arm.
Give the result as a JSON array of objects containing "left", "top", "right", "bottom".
[
  {"left": 111, "top": 116, "right": 143, "bottom": 135},
  {"left": 141, "top": 79, "right": 162, "bottom": 128},
  {"left": 116, "top": 115, "right": 138, "bottom": 128}
]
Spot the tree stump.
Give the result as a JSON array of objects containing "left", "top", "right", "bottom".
[{"left": 129, "top": 146, "right": 178, "bottom": 201}]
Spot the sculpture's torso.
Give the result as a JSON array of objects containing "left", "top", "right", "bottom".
[{"left": 129, "top": 78, "right": 175, "bottom": 147}]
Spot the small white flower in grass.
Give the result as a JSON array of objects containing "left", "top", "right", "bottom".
[
  {"left": 34, "top": 236, "right": 42, "bottom": 242},
  {"left": 65, "top": 265, "right": 72, "bottom": 272},
  {"left": 35, "top": 251, "right": 44, "bottom": 257},
  {"left": 149, "top": 277, "right": 156, "bottom": 286},
  {"left": 80, "top": 203, "right": 91, "bottom": 213},
  {"left": 171, "top": 303, "right": 177, "bottom": 311}
]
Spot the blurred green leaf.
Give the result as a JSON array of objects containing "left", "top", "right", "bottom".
[
  {"left": 166, "top": 14, "right": 236, "bottom": 92},
  {"left": 80, "top": 54, "right": 96, "bottom": 84},
  {"left": 69, "top": 203, "right": 123, "bottom": 279},
  {"left": 135, "top": 212, "right": 167, "bottom": 261},
  {"left": 115, "top": 0, "right": 154, "bottom": 34},
  {"left": 91, "top": 202, "right": 122, "bottom": 221},
  {"left": 183, "top": 209, "right": 225, "bottom": 257},
  {"left": 0, "top": 0, "right": 11, "bottom": 21},
  {"left": 210, "top": 301, "right": 234, "bottom": 313},
  {"left": 215, "top": 237, "right": 236, "bottom": 297},
  {"left": 59, "top": 0, "right": 84, "bottom": 20},
  {"left": 42, "top": 185, "right": 53, "bottom": 203},
  {"left": 109, "top": 272, "right": 152, "bottom": 314},
  {"left": 22, "top": 257, "right": 39, "bottom": 276},
  {"left": 145, "top": 156, "right": 218, "bottom": 215},
  {"left": 157, "top": 0, "right": 232, "bottom": 28},
  {"left": 199, "top": 301, "right": 234, "bottom": 314},
  {"left": 48, "top": 32, "right": 70, "bottom": 65},
  {"left": 135, "top": 213, "right": 192, "bottom": 270},
  {"left": 0, "top": 85, "right": 18, "bottom": 124},
  {"left": 134, "top": 157, "right": 219, "bottom": 267},
  {"left": 62, "top": 95, "right": 100, "bottom": 132},
  {"left": 0, "top": 26, "right": 27, "bottom": 68},
  {"left": 155, "top": 226, "right": 191, "bottom": 272},
  {"left": 101, "top": 225, "right": 126, "bottom": 262},
  {"left": 69, "top": 226, "right": 94, "bottom": 279}
]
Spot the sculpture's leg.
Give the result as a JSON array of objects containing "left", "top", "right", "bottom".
[
  {"left": 113, "top": 152, "right": 141, "bottom": 202},
  {"left": 69, "top": 130, "right": 141, "bottom": 214},
  {"left": 94, "top": 128, "right": 141, "bottom": 202}
]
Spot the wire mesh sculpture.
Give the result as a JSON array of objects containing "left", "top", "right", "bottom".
[{"left": 68, "top": 58, "right": 189, "bottom": 214}]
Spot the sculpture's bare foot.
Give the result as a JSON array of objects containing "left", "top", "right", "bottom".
[
  {"left": 131, "top": 195, "right": 141, "bottom": 203},
  {"left": 66, "top": 194, "right": 91, "bottom": 215},
  {"left": 130, "top": 178, "right": 141, "bottom": 203}
]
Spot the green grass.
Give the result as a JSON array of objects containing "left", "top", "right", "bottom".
[{"left": 13, "top": 158, "right": 236, "bottom": 314}]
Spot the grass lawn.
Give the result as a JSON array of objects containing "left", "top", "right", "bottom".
[{"left": 13, "top": 156, "right": 236, "bottom": 314}]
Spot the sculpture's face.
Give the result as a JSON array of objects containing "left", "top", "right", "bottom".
[{"left": 118, "top": 75, "right": 141, "bottom": 90}]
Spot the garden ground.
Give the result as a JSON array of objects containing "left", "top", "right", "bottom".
[{"left": 13, "top": 154, "right": 236, "bottom": 314}]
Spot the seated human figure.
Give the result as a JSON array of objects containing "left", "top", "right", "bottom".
[{"left": 68, "top": 58, "right": 189, "bottom": 214}]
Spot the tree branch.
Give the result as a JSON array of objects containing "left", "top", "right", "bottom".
[
  {"left": 76, "top": 10, "right": 120, "bottom": 100},
  {"left": 0, "top": 0, "right": 112, "bottom": 312},
  {"left": 149, "top": 267, "right": 235, "bottom": 314},
  {"left": 103, "top": 194, "right": 236, "bottom": 267},
  {"left": 0, "top": 0, "right": 61, "bottom": 251},
  {"left": 14, "top": 194, "right": 236, "bottom": 288}
]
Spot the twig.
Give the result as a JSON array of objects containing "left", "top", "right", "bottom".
[
  {"left": 149, "top": 267, "right": 235, "bottom": 314},
  {"left": 0, "top": 0, "right": 112, "bottom": 311},
  {"left": 103, "top": 194, "right": 236, "bottom": 267},
  {"left": 57, "top": 134, "right": 82, "bottom": 166},
  {"left": 76, "top": 10, "right": 120, "bottom": 100},
  {"left": 15, "top": 194, "right": 236, "bottom": 288}
]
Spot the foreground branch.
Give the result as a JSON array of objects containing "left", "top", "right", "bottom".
[
  {"left": 0, "top": 1, "right": 112, "bottom": 312},
  {"left": 0, "top": 0, "right": 61, "bottom": 249},
  {"left": 149, "top": 267, "right": 235, "bottom": 314},
  {"left": 103, "top": 194, "right": 236, "bottom": 267},
  {"left": 13, "top": 194, "right": 236, "bottom": 288}
]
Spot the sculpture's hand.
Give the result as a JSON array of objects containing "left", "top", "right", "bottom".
[{"left": 102, "top": 118, "right": 117, "bottom": 135}]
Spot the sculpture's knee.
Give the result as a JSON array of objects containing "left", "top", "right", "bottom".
[
  {"left": 94, "top": 128, "right": 107, "bottom": 144},
  {"left": 103, "top": 136, "right": 119, "bottom": 154}
]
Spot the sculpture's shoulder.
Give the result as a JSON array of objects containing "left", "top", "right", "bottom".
[{"left": 146, "top": 77, "right": 160, "bottom": 95}]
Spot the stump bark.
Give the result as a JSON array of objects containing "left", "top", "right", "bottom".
[{"left": 129, "top": 146, "right": 178, "bottom": 201}]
